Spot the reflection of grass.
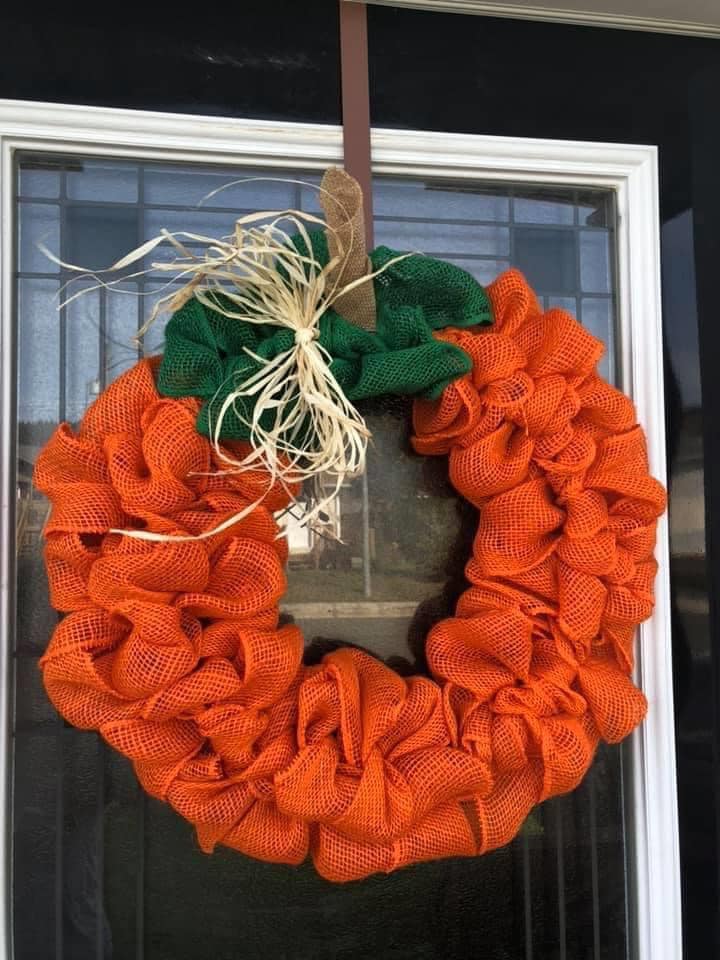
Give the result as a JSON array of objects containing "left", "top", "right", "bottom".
[{"left": 284, "top": 568, "right": 444, "bottom": 604}]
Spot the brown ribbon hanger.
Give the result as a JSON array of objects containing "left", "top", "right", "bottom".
[
  {"left": 339, "top": 0, "right": 374, "bottom": 249},
  {"left": 320, "top": 1, "right": 377, "bottom": 332}
]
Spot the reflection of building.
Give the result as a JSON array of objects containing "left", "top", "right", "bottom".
[
  {"left": 669, "top": 408, "right": 709, "bottom": 666},
  {"left": 16, "top": 447, "right": 49, "bottom": 556},
  {"left": 280, "top": 480, "right": 371, "bottom": 571},
  {"left": 670, "top": 410, "right": 704, "bottom": 557}
]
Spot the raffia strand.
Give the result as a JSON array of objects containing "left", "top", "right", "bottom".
[{"left": 40, "top": 174, "right": 411, "bottom": 543}]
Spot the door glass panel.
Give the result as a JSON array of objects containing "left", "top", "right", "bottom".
[{"left": 13, "top": 155, "right": 627, "bottom": 959}]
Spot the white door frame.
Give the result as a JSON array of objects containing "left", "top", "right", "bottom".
[{"left": 0, "top": 99, "right": 679, "bottom": 960}]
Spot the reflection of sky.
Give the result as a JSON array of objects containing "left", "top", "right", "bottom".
[
  {"left": 662, "top": 210, "right": 701, "bottom": 409},
  {"left": 17, "top": 161, "right": 618, "bottom": 423}
]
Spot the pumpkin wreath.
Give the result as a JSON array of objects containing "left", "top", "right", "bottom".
[{"left": 34, "top": 169, "right": 665, "bottom": 882}]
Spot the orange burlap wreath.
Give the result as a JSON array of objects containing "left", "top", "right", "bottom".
[{"left": 34, "top": 270, "right": 665, "bottom": 882}]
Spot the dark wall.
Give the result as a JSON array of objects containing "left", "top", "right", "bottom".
[
  {"left": 0, "top": 3, "right": 341, "bottom": 122},
  {"left": 1, "top": 5, "right": 718, "bottom": 958},
  {"left": 369, "top": 9, "right": 701, "bottom": 218}
]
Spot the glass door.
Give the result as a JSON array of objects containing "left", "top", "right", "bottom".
[{"left": 13, "top": 151, "right": 636, "bottom": 959}]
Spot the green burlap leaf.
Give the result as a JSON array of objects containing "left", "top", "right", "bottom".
[{"left": 157, "top": 231, "right": 492, "bottom": 442}]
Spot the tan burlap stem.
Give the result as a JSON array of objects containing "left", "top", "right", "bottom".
[{"left": 320, "top": 167, "right": 376, "bottom": 331}]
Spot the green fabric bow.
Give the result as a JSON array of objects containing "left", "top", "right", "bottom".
[{"left": 156, "top": 230, "right": 492, "bottom": 442}]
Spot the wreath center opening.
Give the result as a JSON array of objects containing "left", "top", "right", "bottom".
[{"left": 283, "top": 395, "right": 475, "bottom": 675}]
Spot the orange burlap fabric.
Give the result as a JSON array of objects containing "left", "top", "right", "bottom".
[{"left": 34, "top": 270, "right": 665, "bottom": 882}]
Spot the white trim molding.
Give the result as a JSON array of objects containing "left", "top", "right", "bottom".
[
  {"left": 360, "top": 0, "right": 720, "bottom": 39},
  {"left": 0, "top": 99, "right": 680, "bottom": 960}
]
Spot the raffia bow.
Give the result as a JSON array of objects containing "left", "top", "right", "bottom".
[{"left": 44, "top": 169, "right": 406, "bottom": 541}]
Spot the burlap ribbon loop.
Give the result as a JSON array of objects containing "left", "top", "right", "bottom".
[{"left": 320, "top": 167, "right": 376, "bottom": 331}]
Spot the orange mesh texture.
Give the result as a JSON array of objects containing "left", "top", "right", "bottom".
[{"left": 34, "top": 270, "right": 665, "bottom": 882}]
